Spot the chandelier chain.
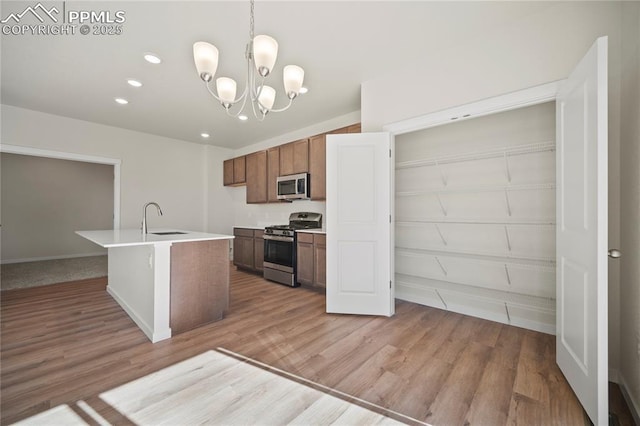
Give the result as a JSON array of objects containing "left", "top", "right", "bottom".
[{"left": 249, "top": 0, "right": 255, "bottom": 41}]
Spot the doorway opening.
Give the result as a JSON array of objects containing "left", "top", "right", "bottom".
[{"left": 0, "top": 145, "right": 121, "bottom": 290}]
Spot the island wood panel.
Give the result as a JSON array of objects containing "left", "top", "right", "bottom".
[
  {"left": 170, "top": 240, "right": 229, "bottom": 334},
  {"left": 267, "top": 147, "right": 280, "bottom": 202},
  {"left": 2, "top": 271, "right": 634, "bottom": 426},
  {"left": 246, "top": 150, "right": 268, "bottom": 204}
]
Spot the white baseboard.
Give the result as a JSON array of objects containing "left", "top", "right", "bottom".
[
  {"left": 609, "top": 368, "right": 620, "bottom": 384},
  {"left": 1, "top": 252, "right": 107, "bottom": 265},
  {"left": 618, "top": 374, "right": 640, "bottom": 425},
  {"left": 106, "top": 285, "right": 171, "bottom": 343}
]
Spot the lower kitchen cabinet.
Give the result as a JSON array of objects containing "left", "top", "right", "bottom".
[
  {"left": 313, "top": 234, "right": 326, "bottom": 286},
  {"left": 233, "top": 228, "right": 264, "bottom": 273},
  {"left": 296, "top": 232, "right": 326, "bottom": 289},
  {"left": 253, "top": 230, "right": 264, "bottom": 273}
]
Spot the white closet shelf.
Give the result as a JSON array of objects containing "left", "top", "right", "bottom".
[
  {"left": 396, "top": 182, "right": 555, "bottom": 197},
  {"left": 396, "top": 246, "right": 556, "bottom": 268},
  {"left": 395, "top": 219, "right": 556, "bottom": 225},
  {"left": 396, "top": 140, "right": 555, "bottom": 170},
  {"left": 396, "top": 273, "right": 557, "bottom": 306}
]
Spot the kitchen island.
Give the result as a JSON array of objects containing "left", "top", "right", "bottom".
[{"left": 76, "top": 229, "right": 234, "bottom": 343}]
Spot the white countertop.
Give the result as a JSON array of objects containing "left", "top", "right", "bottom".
[
  {"left": 76, "top": 229, "right": 234, "bottom": 248},
  {"left": 296, "top": 229, "right": 326, "bottom": 234}
]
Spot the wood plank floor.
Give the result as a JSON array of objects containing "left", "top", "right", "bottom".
[{"left": 0, "top": 268, "right": 634, "bottom": 425}]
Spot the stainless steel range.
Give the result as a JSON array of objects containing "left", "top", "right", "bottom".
[{"left": 263, "top": 212, "right": 322, "bottom": 287}]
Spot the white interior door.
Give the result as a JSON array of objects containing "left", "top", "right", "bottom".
[
  {"left": 556, "top": 36, "right": 608, "bottom": 426},
  {"left": 326, "top": 132, "right": 394, "bottom": 316}
]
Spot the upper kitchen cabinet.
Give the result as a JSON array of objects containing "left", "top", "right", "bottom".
[
  {"left": 347, "top": 123, "right": 361, "bottom": 133},
  {"left": 309, "top": 124, "right": 360, "bottom": 200},
  {"left": 279, "top": 139, "right": 309, "bottom": 176},
  {"left": 329, "top": 123, "right": 360, "bottom": 134},
  {"left": 246, "top": 150, "right": 268, "bottom": 204},
  {"left": 309, "top": 134, "right": 326, "bottom": 200},
  {"left": 223, "top": 156, "right": 246, "bottom": 186},
  {"left": 267, "top": 147, "right": 280, "bottom": 203}
]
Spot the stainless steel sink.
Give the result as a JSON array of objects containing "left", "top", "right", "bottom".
[{"left": 151, "top": 231, "right": 187, "bottom": 235}]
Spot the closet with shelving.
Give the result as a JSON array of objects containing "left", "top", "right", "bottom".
[{"left": 394, "top": 101, "right": 556, "bottom": 333}]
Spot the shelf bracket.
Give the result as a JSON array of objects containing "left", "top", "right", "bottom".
[
  {"left": 435, "top": 224, "right": 447, "bottom": 246},
  {"left": 435, "top": 256, "right": 448, "bottom": 276},
  {"left": 504, "top": 302, "right": 511, "bottom": 323},
  {"left": 436, "top": 193, "right": 447, "bottom": 216},
  {"left": 503, "top": 151, "right": 512, "bottom": 183},
  {"left": 504, "top": 264, "right": 512, "bottom": 285},
  {"left": 435, "top": 289, "right": 448, "bottom": 309},
  {"left": 504, "top": 189, "right": 512, "bottom": 217},
  {"left": 435, "top": 160, "right": 447, "bottom": 186},
  {"left": 504, "top": 225, "right": 512, "bottom": 251}
]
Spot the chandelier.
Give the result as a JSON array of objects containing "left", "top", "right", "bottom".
[{"left": 192, "top": 0, "right": 305, "bottom": 121}]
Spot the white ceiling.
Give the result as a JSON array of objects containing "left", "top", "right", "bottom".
[{"left": 1, "top": 1, "right": 554, "bottom": 149}]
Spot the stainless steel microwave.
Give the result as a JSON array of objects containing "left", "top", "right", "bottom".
[{"left": 277, "top": 173, "right": 310, "bottom": 200}]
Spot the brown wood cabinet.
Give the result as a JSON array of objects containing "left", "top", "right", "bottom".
[
  {"left": 223, "top": 156, "right": 246, "bottom": 186},
  {"left": 246, "top": 151, "right": 268, "bottom": 204},
  {"left": 309, "top": 134, "right": 326, "bottom": 200},
  {"left": 233, "top": 228, "right": 264, "bottom": 273},
  {"left": 296, "top": 231, "right": 326, "bottom": 289},
  {"left": 296, "top": 232, "right": 314, "bottom": 286},
  {"left": 253, "top": 230, "right": 264, "bottom": 273},
  {"left": 170, "top": 240, "right": 229, "bottom": 334},
  {"left": 223, "top": 124, "right": 359, "bottom": 202},
  {"left": 279, "top": 139, "right": 309, "bottom": 176},
  {"left": 267, "top": 147, "right": 280, "bottom": 203},
  {"left": 313, "top": 234, "right": 326, "bottom": 287},
  {"left": 308, "top": 124, "right": 359, "bottom": 201}
]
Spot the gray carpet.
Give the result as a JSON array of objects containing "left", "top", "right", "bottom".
[{"left": 0, "top": 256, "right": 108, "bottom": 291}]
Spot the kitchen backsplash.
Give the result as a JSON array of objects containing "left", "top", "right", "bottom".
[{"left": 230, "top": 186, "right": 326, "bottom": 228}]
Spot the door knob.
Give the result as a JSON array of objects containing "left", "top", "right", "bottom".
[{"left": 608, "top": 249, "right": 621, "bottom": 259}]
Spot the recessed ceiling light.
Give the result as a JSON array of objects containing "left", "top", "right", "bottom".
[
  {"left": 238, "top": 114, "right": 248, "bottom": 121},
  {"left": 127, "top": 79, "right": 143, "bottom": 87},
  {"left": 114, "top": 97, "right": 129, "bottom": 105},
  {"left": 299, "top": 87, "right": 308, "bottom": 94},
  {"left": 144, "top": 53, "right": 161, "bottom": 64},
  {"left": 201, "top": 133, "right": 210, "bottom": 138}
]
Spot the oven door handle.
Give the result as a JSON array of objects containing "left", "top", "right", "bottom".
[{"left": 263, "top": 235, "right": 294, "bottom": 242}]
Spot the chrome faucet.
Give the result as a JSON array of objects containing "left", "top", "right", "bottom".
[{"left": 142, "top": 202, "right": 163, "bottom": 234}]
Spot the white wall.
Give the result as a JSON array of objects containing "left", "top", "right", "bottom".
[
  {"left": 1, "top": 105, "right": 208, "bottom": 234},
  {"left": 619, "top": 1, "right": 640, "bottom": 420},
  {"left": 362, "top": 0, "right": 628, "bottom": 387},
  {"left": 204, "top": 144, "right": 235, "bottom": 235},
  {"left": 1, "top": 153, "right": 113, "bottom": 262}
]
